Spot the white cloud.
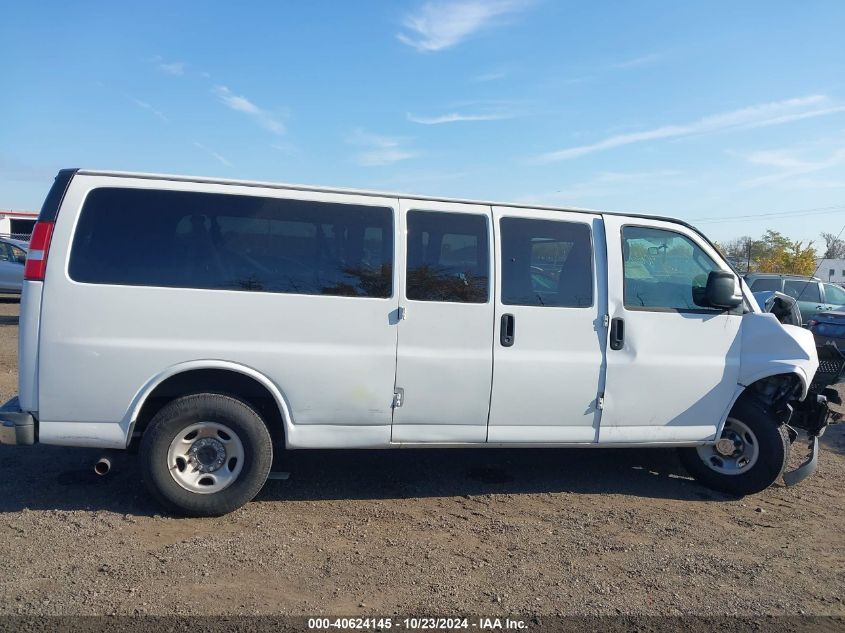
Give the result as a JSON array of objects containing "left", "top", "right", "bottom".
[
  {"left": 193, "top": 142, "right": 233, "bottom": 167},
  {"left": 151, "top": 56, "right": 186, "bottom": 75},
  {"left": 347, "top": 128, "right": 418, "bottom": 166},
  {"left": 535, "top": 95, "right": 845, "bottom": 162},
  {"left": 158, "top": 61, "right": 186, "bottom": 75},
  {"left": 407, "top": 110, "right": 513, "bottom": 124},
  {"left": 472, "top": 69, "right": 508, "bottom": 82},
  {"left": 213, "top": 85, "right": 260, "bottom": 114},
  {"left": 739, "top": 146, "right": 845, "bottom": 188},
  {"left": 398, "top": 0, "right": 532, "bottom": 52},
  {"left": 128, "top": 97, "right": 168, "bottom": 122},
  {"left": 520, "top": 170, "right": 691, "bottom": 204},
  {"left": 212, "top": 85, "right": 286, "bottom": 135},
  {"left": 610, "top": 53, "right": 663, "bottom": 70},
  {"left": 407, "top": 99, "right": 526, "bottom": 124}
]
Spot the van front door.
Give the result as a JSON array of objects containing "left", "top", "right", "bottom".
[
  {"left": 487, "top": 208, "right": 607, "bottom": 443},
  {"left": 600, "top": 216, "right": 742, "bottom": 443},
  {"left": 392, "top": 200, "right": 494, "bottom": 443}
]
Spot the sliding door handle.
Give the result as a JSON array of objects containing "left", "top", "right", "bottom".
[
  {"left": 500, "top": 313, "right": 515, "bottom": 347},
  {"left": 609, "top": 317, "right": 625, "bottom": 350}
]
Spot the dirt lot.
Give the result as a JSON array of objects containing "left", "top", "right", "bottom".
[{"left": 1, "top": 296, "right": 844, "bottom": 618}]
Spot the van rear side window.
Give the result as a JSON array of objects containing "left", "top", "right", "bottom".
[
  {"left": 69, "top": 188, "right": 394, "bottom": 297},
  {"left": 783, "top": 280, "right": 821, "bottom": 303},
  {"left": 749, "top": 278, "right": 781, "bottom": 292}
]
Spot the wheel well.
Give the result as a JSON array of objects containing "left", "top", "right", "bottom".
[
  {"left": 131, "top": 369, "right": 285, "bottom": 452},
  {"left": 739, "top": 373, "right": 803, "bottom": 411}
]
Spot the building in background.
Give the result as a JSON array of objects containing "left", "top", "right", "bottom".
[
  {"left": 815, "top": 258, "right": 845, "bottom": 284},
  {"left": 0, "top": 210, "right": 38, "bottom": 241}
]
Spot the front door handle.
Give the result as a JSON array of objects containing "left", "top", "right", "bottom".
[
  {"left": 609, "top": 317, "right": 625, "bottom": 350},
  {"left": 500, "top": 313, "right": 515, "bottom": 347}
]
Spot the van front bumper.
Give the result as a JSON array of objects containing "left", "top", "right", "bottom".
[{"left": 0, "top": 397, "right": 36, "bottom": 446}]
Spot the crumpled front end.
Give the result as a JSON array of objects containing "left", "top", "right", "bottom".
[
  {"left": 738, "top": 311, "right": 845, "bottom": 486},
  {"left": 739, "top": 313, "right": 819, "bottom": 401}
]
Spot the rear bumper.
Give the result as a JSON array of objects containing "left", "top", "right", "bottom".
[
  {"left": 0, "top": 397, "right": 36, "bottom": 445},
  {"left": 812, "top": 333, "right": 845, "bottom": 351}
]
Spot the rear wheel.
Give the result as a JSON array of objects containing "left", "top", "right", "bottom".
[
  {"left": 679, "top": 397, "right": 790, "bottom": 496},
  {"left": 140, "top": 393, "right": 273, "bottom": 516}
]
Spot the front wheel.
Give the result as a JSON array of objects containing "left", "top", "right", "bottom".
[
  {"left": 140, "top": 393, "right": 273, "bottom": 516},
  {"left": 679, "top": 397, "right": 790, "bottom": 496}
]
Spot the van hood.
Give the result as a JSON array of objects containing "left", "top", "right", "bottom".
[{"left": 739, "top": 312, "right": 818, "bottom": 400}]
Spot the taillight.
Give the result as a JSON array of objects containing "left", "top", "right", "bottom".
[{"left": 24, "top": 221, "right": 55, "bottom": 281}]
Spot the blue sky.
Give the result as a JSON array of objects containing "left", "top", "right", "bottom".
[{"left": 2, "top": 0, "right": 844, "bottom": 245}]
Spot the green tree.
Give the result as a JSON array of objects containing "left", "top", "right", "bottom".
[
  {"left": 755, "top": 230, "right": 816, "bottom": 275},
  {"left": 820, "top": 231, "right": 845, "bottom": 259},
  {"left": 719, "top": 230, "right": 817, "bottom": 275}
]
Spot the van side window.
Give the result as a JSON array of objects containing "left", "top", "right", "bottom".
[
  {"left": 622, "top": 226, "right": 721, "bottom": 312},
  {"left": 500, "top": 218, "right": 593, "bottom": 307},
  {"left": 69, "top": 188, "right": 394, "bottom": 298},
  {"left": 406, "top": 211, "right": 489, "bottom": 303},
  {"left": 0, "top": 243, "right": 16, "bottom": 263},
  {"left": 824, "top": 283, "right": 845, "bottom": 305},
  {"left": 783, "top": 280, "right": 821, "bottom": 303},
  {"left": 749, "top": 278, "right": 781, "bottom": 292}
]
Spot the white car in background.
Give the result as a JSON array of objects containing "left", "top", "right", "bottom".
[{"left": 0, "top": 237, "right": 27, "bottom": 293}]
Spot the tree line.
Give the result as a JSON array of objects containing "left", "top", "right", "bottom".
[{"left": 715, "top": 231, "right": 844, "bottom": 277}]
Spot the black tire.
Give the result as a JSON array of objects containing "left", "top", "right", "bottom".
[
  {"left": 678, "top": 397, "right": 790, "bottom": 496},
  {"left": 140, "top": 393, "right": 273, "bottom": 517}
]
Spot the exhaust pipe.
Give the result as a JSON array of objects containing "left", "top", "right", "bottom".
[{"left": 94, "top": 457, "right": 111, "bottom": 476}]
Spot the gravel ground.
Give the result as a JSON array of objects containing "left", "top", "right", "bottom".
[{"left": 1, "top": 296, "right": 844, "bottom": 617}]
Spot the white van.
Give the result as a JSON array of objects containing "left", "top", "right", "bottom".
[{"left": 0, "top": 169, "right": 833, "bottom": 516}]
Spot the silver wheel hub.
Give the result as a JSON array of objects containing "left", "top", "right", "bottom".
[
  {"left": 715, "top": 438, "right": 737, "bottom": 456},
  {"left": 188, "top": 437, "right": 227, "bottom": 473},
  {"left": 167, "top": 422, "right": 245, "bottom": 494},
  {"left": 697, "top": 417, "right": 759, "bottom": 476}
]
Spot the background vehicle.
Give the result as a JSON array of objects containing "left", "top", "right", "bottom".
[
  {"left": 0, "top": 237, "right": 28, "bottom": 293},
  {"left": 0, "top": 169, "right": 830, "bottom": 516},
  {"left": 744, "top": 273, "right": 845, "bottom": 324},
  {"left": 807, "top": 311, "right": 845, "bottom": 351}
]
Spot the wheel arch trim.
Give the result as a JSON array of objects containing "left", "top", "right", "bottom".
[
  {"left": 124, "top": 360, "right": 295, "bottom": 448},
  {"left": 715, "top": 368, "right": 809, "bottom": 440}
]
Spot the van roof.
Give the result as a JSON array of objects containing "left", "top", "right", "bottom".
[
  {"left": 745, "top": 272, "right": 821, "bottom": 281},
  {"left": 71, "top": 168, "right": 718, "bottom": 250},
  {"left": 76, "top": 168, "right": 671, "bottom": 221}
]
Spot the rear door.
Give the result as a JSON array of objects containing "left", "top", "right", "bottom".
[
  {"left": 392, "top": 200, "right": 494, "bottom": 443},
  {"left": 600, "top": 216, "right": 742, "bottom": 443},
  {"left": 487, "top": 208, "right": 607, "bottom": 443}
]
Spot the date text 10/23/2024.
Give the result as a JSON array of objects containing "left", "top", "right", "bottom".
[{"left": 307, "top": 617, "right": 530, "bottom": 630}]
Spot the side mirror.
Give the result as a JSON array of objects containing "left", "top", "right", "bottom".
[{"left": 702, "top": 270, "right": 742, "bottom": 309}]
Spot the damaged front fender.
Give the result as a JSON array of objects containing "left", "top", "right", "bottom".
[{"left": 738, "top": 313, "right": 818, "bottom": 401}]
